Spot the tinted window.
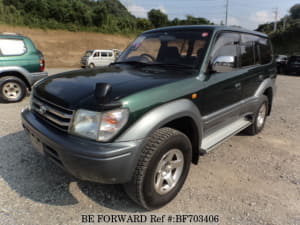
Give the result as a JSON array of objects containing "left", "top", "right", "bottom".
[
  {"left": 289, "top": 56, "right": 300, "bottom": 63},
  {"left": 108, "top": 52, "right": 113, "bottom": 57},
  {"left": 210, "top": 32, "right": 240, "bottom": 71},
  {"left": 101, "top": 52, "right": 108, "bottom": 57},
  {"left": 258, "top": 38, "right": 272, "bottom": 64},
  {"left": 0, "top": 38, "right": 26, "bottom": 55},
  {"left": 240, "top": 34, "right": 259, "bottom": 67}
]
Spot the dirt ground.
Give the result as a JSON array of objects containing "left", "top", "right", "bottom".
[
  {"left": 0, "top": 72, "right": 299, "bottom": 225},
  {"left": 0, "top": 25, "right": 133, "bottom": 68}
]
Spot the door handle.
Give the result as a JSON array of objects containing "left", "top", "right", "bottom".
[{"left": 235, "top": 82, "right": 241, "bottom": 89}]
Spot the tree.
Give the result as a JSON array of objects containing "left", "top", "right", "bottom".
[
  {"left": 148, "top": 9, "right": 168, "bottom": 28},
  {"left": 136, "top": 18, "right": 153, "bottom": 30},
  {"left": 290, "top": 4, "right": 300, "bottom": 20}
]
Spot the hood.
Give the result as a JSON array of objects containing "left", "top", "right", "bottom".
[{"left": 34, "top": 65, "right": 192, "bottom": 110}]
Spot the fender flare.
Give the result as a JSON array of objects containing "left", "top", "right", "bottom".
[
  {"left": 0, "top": 66, "right": 32, "bottom": 86},
  {"left": 116, "top": 98, "right": 203, "bottom": 145},
  {"left": 254, "top": 77, "right": 276, "bottom": 98}
]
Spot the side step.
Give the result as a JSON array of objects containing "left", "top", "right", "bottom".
[{"left": 201, "top": 118, "right": 251, "bottom": 152}]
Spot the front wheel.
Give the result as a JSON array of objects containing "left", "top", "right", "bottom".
[{"left": 123, "top": 127, "right": 192, "bottom": 210}]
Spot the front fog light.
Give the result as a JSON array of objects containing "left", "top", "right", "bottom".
[{"left": 98, "top": 109, "right": 129, "bottom": 141}]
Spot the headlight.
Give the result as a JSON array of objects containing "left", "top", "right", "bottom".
[
  {"left": 70, "top": 108, "right": 129, "bottom": 142},
  {"left": 71, "top": 109, "right": 101, "bottom": 140},
  {"left": 98, "top": 108, "right": 129, "bottom": 142}
]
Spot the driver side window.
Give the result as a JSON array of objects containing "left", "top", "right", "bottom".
[{"left": 210, "top": 32, "right": 240, "bottom": 73}]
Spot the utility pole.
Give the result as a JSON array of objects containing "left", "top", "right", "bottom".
[
  {"left": 283, "top": 16, "right": 287, "bottom": 31},
  {"left": 225, "top": 0, "right": 229, "bottom": 26},
  {"left": 273, "top": 8, "right": 278, "bottom": 32}
]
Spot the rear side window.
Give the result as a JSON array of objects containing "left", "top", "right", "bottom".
[
  {"left": 258, "top": 38, "right": 272, "bottom": 64},
  {"left": 0, "top": 38, "right": 27, "bottom": 56},
  {"left": 101, "top": 52, "right": 108, "bottom": 57},
  {"left": 240, "top": 34, "right": 260, "bottom": 67}
]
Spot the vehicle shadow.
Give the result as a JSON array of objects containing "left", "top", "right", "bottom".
[{"left": 0, "top": 131, "right": 142, "bottom": 212}]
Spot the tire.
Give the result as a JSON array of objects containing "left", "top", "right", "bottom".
[
  {"left": 89, "top": 63, "right": 95, "bottom": 68},
  {"left": 123, "top": 127, "right": 192, "bottom": 210},
  {"left": 0, "top": 76, "right": 27, "bottom": 103},
  {"left": 244, "top": 95, "right": 269, "bottom": 135}
]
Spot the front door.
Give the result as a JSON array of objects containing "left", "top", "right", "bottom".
[{"left": 201, "top": 32, "right": 243, "bottom": 130}]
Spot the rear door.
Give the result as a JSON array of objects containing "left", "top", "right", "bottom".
[{"left": 239, "top": 34, "right": 273, "bottom": 100}]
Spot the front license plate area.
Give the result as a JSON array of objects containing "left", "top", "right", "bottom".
[{"left": 30, "top": 135, "right": 44, "bottom": 155}]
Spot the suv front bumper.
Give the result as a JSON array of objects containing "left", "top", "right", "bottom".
[{"left": 21, "top": 108, "right": 143, "bottom": 184}]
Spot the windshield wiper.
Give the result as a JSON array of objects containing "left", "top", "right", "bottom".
[
  {"left": 111, "top": 61, "right": 195, "bottom": 70},
  {"left": 152, "top": 63, "right": 194, "bottom": 69},
  {"left": 111, "top": 61, "right": 150, "bottom": 66}
]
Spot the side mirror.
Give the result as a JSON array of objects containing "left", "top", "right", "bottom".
[{"left": 212, "top": 56, "right": 235, "bottom": 73}]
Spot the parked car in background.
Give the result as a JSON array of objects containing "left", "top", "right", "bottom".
[
  {"left": 80, "top": 49, "right": 119, "bottom": 68},
  {"left": 285, "top": 55, "right": 300, "bottom": 75},
  {"left": 22, "top": 25, "right": 276, "bottom": 210},
  {"left": 275, "top": 55, "right": 288, "bottom": 74},
  {"left": 0, "top": 32, "right": 47, "bottom": 102}
]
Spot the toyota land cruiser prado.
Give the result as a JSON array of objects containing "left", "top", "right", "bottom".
[{"left": 21, "top": 26, "right": 276, "bottom": 209}]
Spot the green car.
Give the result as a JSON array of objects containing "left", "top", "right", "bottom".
[
  {"left": 0, "top": 32, "right": 48, "bottom": 102},
  {"left": 21, "top": 25, "right": 276, "bottom": 209}
]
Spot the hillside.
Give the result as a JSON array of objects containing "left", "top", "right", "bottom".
[
  {"left": 0, "top": 25, "right": 133, "bottom": 68},
  {"left": 256, "top": 4, "right": 300, "bottom": 55}
]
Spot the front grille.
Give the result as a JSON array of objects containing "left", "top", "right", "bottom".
[{"left": 32, "top": 95, "right": 74, "bottom": 132}]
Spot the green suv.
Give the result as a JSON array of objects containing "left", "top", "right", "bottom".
[
  {"left": 0, "top": 32, "right": 47, "bottom": 102},
  {"left": 21, "top": 25, "right": 276, "bottom": 209}
]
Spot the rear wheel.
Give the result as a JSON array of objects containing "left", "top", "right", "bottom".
[
  {"left": 123, "top": 127, "right": 192, "bottom": 210},
  {"left": 244, "top": 95, "right": 269, "bottom": 135},
  {"left": 0, "top": 76, "right": 27, "bottom": 103}
]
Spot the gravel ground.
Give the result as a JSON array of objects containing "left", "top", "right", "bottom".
[{"left": 0, "top": 70, "right": 299, "bottom": 225}]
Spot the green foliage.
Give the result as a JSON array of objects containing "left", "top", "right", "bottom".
[
  {"left": 170, "top": 15, "right": 212, "bottom": 26},
  {"left": 148, "top": 9, "right": 169, "bottom": 28},
  {"left": 0, "top": 0, "right": 213, "bottom": 35},
  {"left": 290, "top": 4, "right": 300, "bottom": 20},
  {"left": 270, "top": 20, "right": 300, "bottom": 55},
  {"left": 256, "top": 3, "right": 300, "bottom": 55}
]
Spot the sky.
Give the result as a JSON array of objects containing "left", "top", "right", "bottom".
[{"left": 120, "top": 0, "right": 299, "bottom": 30}]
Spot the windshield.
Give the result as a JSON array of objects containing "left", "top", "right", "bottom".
[
  {"left": 117, "top": 30, "right": 211, "bottom": 69},
  {"left": 84, "top": 50, "right": 93, "bottom": 57}
]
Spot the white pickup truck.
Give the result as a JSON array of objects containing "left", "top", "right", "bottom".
[{"left": 80, "top": 49, "right": 121, "bottom": 68}]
